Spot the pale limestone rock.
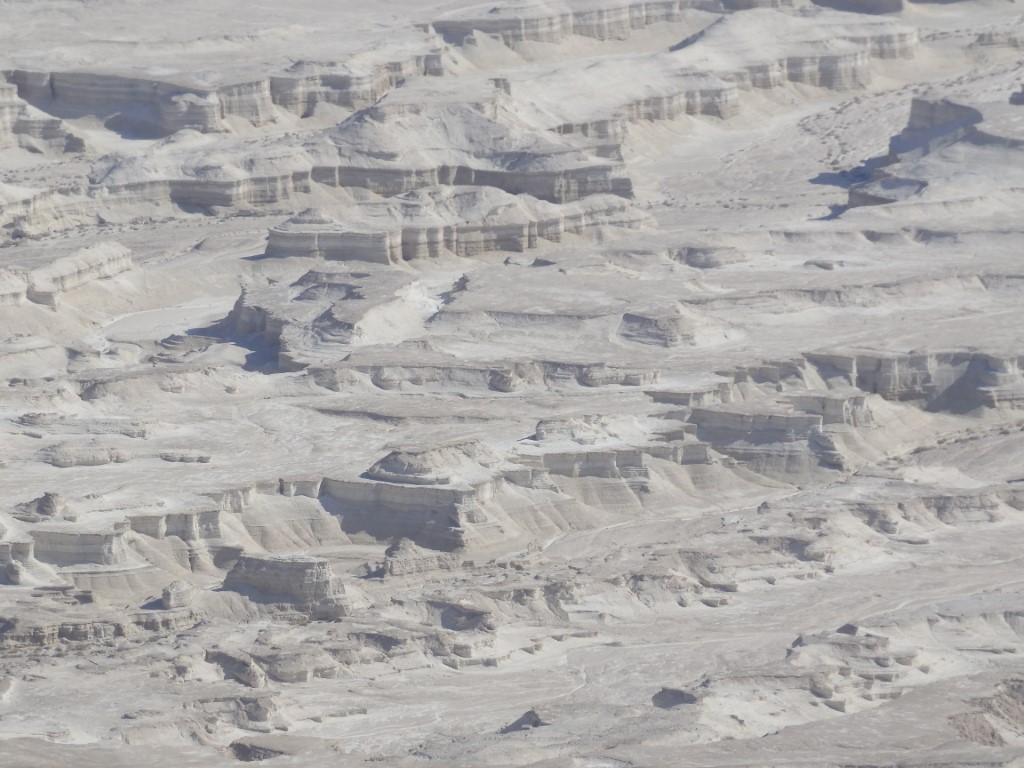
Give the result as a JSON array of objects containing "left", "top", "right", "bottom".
[
  {"left": 26, "top": 243, "right": 132, "bottom": 307},
  {"left": 13, "top": 492, "right": 71, "bottom": 523},
  {"left": 265, "top": 189, "right": 647, "bottom": 264},
  {"left": 161, "top": 580, "right": 196, "bottom": 609},
  {"left": 30, "top": 524, "right": 130, "bottom": 566}
]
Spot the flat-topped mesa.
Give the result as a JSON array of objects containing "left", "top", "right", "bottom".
[
  {"left": 508, "top": 415, "right": 714, "bottom": 492},
  {"left": 513, "top": 63, "right": 738, "bottom": 154},
  {"left": 222, "top": 554, "right": 354, "bottom": 618},
  {"left": 519, "top": 414, "right": 649, "bottom": 484},
  {"left": 432, "top": 0, "right": 713, "bottom": 46},
  {"left": 381, "top": 537, "right": 462, "bottom": 577},
  {"left": 364, "top": 440, "right": 504, "bottom": 486},
  {"left": 685, "top": 40, "right": 873, "bottom": 92},
  {"left": 88, "top": 134, "right": 316, "bottom": 210},
  {"left": 8, "top": 70, "right": 234, "bottom": 134},
  {"left": 5, "top": 48, "right": 446, "bottom": 135},
  {"left": 653, "top": 359, "right": 871, "bottom": 474},
  {"left": 0, "top": 605, "right": 203, "bottom": 650},
  {"left": 671, "top": 358, "right": 859, "bottom": 413},
  {"left": 686, "top": 403, "right": 847, "bottom": 473},
  {"left": 618, "top": 305, "right": 704, "bottom": 347},
  {"left": 321, "top": 475, "right": 481, "bottom": 551},
  {"left": 270, "top": 52, "right": 446, "bottom": 115},
  {"left": 513, "top": 447, "right": 653, "bottom": 490},
  {"left": 264, "top": 189, "right": 647, "bottom": 264},
  {"left": 29, "top": 522, "right": 130, "bottom": 567},
  {"left": 781, "top": 6, "right": 918, "bottom": 60},
  {"left": 689, "top": 405, "right": 824, "bottom": 445},
  {"left": 534, "top": 415, "right": 613, "bottom": 445},
  {"left": 672, "top": 7, "right": 916, "bottom": 91},
  {"left": 310, "top": 103, "right": 632, "bottom": 203},
  {"left": 543, "top": 76, "right": 738, "bottom": 160},
  {"left": 320, "top": 441, "right": 510, "bottom": 551},
  {"left": 614, "top": 78, "right": 739, "bottom": 121},
  {"left": 647, "top": 385, "right": 728, "bottom": 410},
  {"left": 805, "top": 350, "right": 1024, "bottom": 411},
  {"left": 24, "top": 242, "right": 132, "bottom": 308}
]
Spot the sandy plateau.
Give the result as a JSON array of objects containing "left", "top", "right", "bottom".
[{"left": 1, "top": 0, "right": 1024, "bottom": 766}]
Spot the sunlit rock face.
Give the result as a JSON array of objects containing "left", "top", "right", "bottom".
[{"left": 1, "top": 1, "right": 1024, "bottom": 767}]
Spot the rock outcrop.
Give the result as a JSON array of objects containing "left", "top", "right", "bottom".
[
  {"left": 847, "top": 95, "right": 1024, "bottom": 208},
  {"left": 310, "top": 102, "right": 633, "bottom": 204},
  {"left": 5, "top": 48, "right": 446, "bottom": 136},
  {"left": 29, "top": 523, "right": 130, "bottom": 567},
  {"left": 24, "top": 243, "right": 132, "bottom": 307},
  {"left": 265, "top": 189, "right": 647, "bottom": 264},
  {"left": 222, "top": 554, "right": 356, "bottom": 618},
  {"left": 433, "top": 0, "right": 706, "bottom": 46},
  {"left": 12, "top": 492, "right": 72, "bottom": 523}
]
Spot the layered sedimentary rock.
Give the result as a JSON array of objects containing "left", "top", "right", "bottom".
[
  {"left": 127, "top": 508, "right": 222, "bottom": 543},
  {"left": 24, "top": 242, "right": 132, "bottom": 307},
  {"left": 320, "top": 470, "right": 496, "bottom": 551},
  {"left": 222, "top": 554, "right": 355, "bottom": 618},
  {"left": 309, "top": 101, "right": 633, "bottom": 203},
  {"left": 652, "top": 347, "right": 1024, "bottom": 475},
  {"left": 40, "top": 95, "right": 638, "bottom": 225},
  {"left": 87, "top": 133, "right": 317, "bottom": 209},
  {"left": 513, "top": 63, "right": 738, "bottom": 158},
  {"left": 265, "top": 188, "right": 647, "bottom": 264},
  {"left": 40, "top": 443, "right": 132, "bottom": 468},
  {"left": 365, "top": 441, "right": 504, "bottom": 486},
  {"left": 669, "top": 8, "right": 917, "bottom": 92},
  {"left": 0, "top": 82, "right": 79, "bottom": 152},
  {"left": 432, "top": 0, "right": 712, "bottom": 46},
  {"left": 3, "top": 2, "right": 1024, "bottom": 767},
  {"left": 29, "top": 524, "right": 130, "bottom": 567},
  {"left": 806, "top": 349, "right": 1024, "bottom": 410},
  {"left": 5, "top": 48, "right": 446, "bottom": 135},
  {"left": 618, "top": 306, "right": 704, "bottom": 346}
]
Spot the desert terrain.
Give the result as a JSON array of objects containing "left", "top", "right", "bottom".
[{"left": 2, "top": 0, "right": 1024, "bottom": 766}]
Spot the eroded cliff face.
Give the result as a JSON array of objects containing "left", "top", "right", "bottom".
[{"left": 2, "top": 0, "right": 1024, "bottom": 766}]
